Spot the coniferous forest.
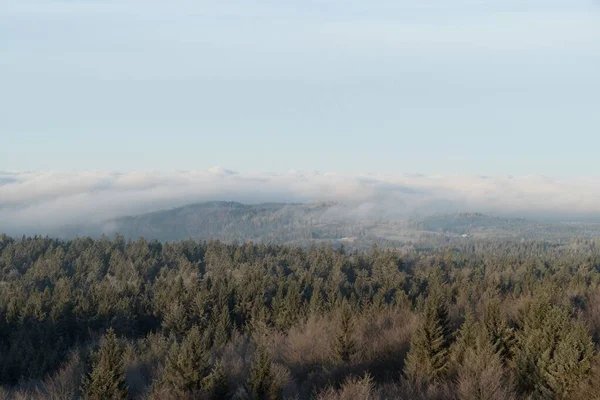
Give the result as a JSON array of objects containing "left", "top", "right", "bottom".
[{"left": 1, "top": 234, "right": 600, "bottom": 399}]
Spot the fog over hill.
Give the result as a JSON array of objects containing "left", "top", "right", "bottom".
[
  {"left": 95, "top": 201, "right": 424, "bottom": 246},
  {"left": 49, "top": 202, "right": 600, "bottom": 250},
  {"left": 3, "top": 169, "right": 600, "bottom": 243}
]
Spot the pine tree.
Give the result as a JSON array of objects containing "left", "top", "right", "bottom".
[
  {"left": 404, "top": 291, "right": 452, "bottom": 384},
  {"left": 162, "top": 325, "right": 211, "bottom": 397},
  {"left": 83, "top": 328, "right": 128, "bottom": 400}
]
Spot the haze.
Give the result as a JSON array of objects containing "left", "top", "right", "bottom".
[{"left": 3, "top": 169, "right": 600, "bottom": 235}]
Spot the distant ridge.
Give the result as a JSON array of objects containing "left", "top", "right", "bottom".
[
  {"left": 102, "top": 201, "right": 355, "bottom": 244},
  {"left": 57, "top": 201, "right": 600, "bottom": 247}
]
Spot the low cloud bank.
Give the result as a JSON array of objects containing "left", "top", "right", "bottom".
[{"left": 1, "top": 168, "right": 600, "bottom": 234}]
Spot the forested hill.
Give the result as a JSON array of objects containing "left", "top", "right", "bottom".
[
  {"left": 101, "top": 201, "right": 374, "bottom": 243},
  {"left": 84, "top": 202, "right": 600, "bottom": 246},
  {"left": 94, "top": 201, "right": 423, "bottom": 246}
]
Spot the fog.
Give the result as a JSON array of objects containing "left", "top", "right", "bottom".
[{"left": 2, "top": 168, "right": 600, "bottom": 235}]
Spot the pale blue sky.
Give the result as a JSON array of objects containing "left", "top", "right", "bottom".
[{"left": 2, "top": 0, "right": 600, "bottom": 175}]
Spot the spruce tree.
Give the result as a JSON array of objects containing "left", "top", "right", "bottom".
[
  {"left": 247, "top": 345, "right": 281, "bottom": 400},
  {"left": 162, "top": 325, "right": 211, "bottom": 397},
  {"left": 482, "top": 299, "right": 514, "bottom": 362},
  {"left": 457, "top": 333, "right": 515, "bottom": 400},
  {"left": 271, "top": 282, "right": 287, "bottom": 331},
  {"left": 451, "top": 310, "right": 479, "bottom": 369},
  {"left": 204, "top": 360, "right": 230, "bottom": 400},
  {"left": 333, "top": 301, "right": 356, "bottom": 364},
  {"left": 542, "top": 321, "right": 594, "bottom": 398},
  {"left": 514, "top": 301, "right": 594, "bottom": 398},
  {"left": 309, "top": 280, "right": 324, "bottom": 314},
  {"left": 274, "top": 281, "right": 302, "bottom": 332},
  {"left": 404, "top": 291, "right": 452, "bottom": 384},
  {"left": 83, "top": 328, "right": 128, "bottom": 400},
  {"left": 161, "top": 301, "right": 189, "bottom": 338},
  {"left": 213, "top": 305, "right": 232, "bottom": 348}
]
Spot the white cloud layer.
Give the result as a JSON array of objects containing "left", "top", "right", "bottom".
[{"left": 1, "top": 168, "right": 600, "bottom": 234}]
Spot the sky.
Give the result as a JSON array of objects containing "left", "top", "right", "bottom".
[{"left": 2, "top": 0, "right": 600, "bottom": 175}]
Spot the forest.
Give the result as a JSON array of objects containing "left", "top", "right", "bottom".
[{"left": 1, "top": 233, "right": 600, "bottom": 399}]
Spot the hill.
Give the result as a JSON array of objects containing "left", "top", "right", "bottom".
[
  {"left": 86, "top": 202, "right": 600, "bottom": 247},
  {"left": 101, "top": 201, "right": 366, "bottom": 244}
]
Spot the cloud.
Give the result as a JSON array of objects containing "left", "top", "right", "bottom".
[{"left": 2, "top": 169, "right": 600, "bottom": 235}]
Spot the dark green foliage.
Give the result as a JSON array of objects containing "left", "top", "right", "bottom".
[
  {"left": 333, "top": 301, "right": 357, "bottom": 364},
  {"left": 451, "top": 311, "right": 480, "bottom": 368},
  {"left": 203, "top": 360, "right": 230, "bottom": 400},
  {"left": 161, "top": 301, "right": 189, "bottom": 338},
  {"left": 162, "top": 325, "right": 211, "bottom": 396},
  {"left": 456, "top": 333, "right": 514, "bottom": 400},
  {"left": 247, "top": 346, "right": 281, "bottom": 400},
  {"left": 309, "top": 279, "right": 325, "bottom": 314},
  {"left": 483, "top": 299, "right": 514, "bottom": 362},
  {"left": 545, "top": 323, "right": 594, "bottom": 398},
  {"left": 404, "top": 290, "right": 452, "bottom": 383},
  {"left": 273, "top": 280, "right": 303, "bottom": 331},
  {"left": 212, "top": 304, "right": 233, "bottom": 348},
  {"left": 83, "top": 328, "right": 128, "bottom": 400},
  {"left": 513, "top": 301, "right": 594, "bottom": 398}
]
